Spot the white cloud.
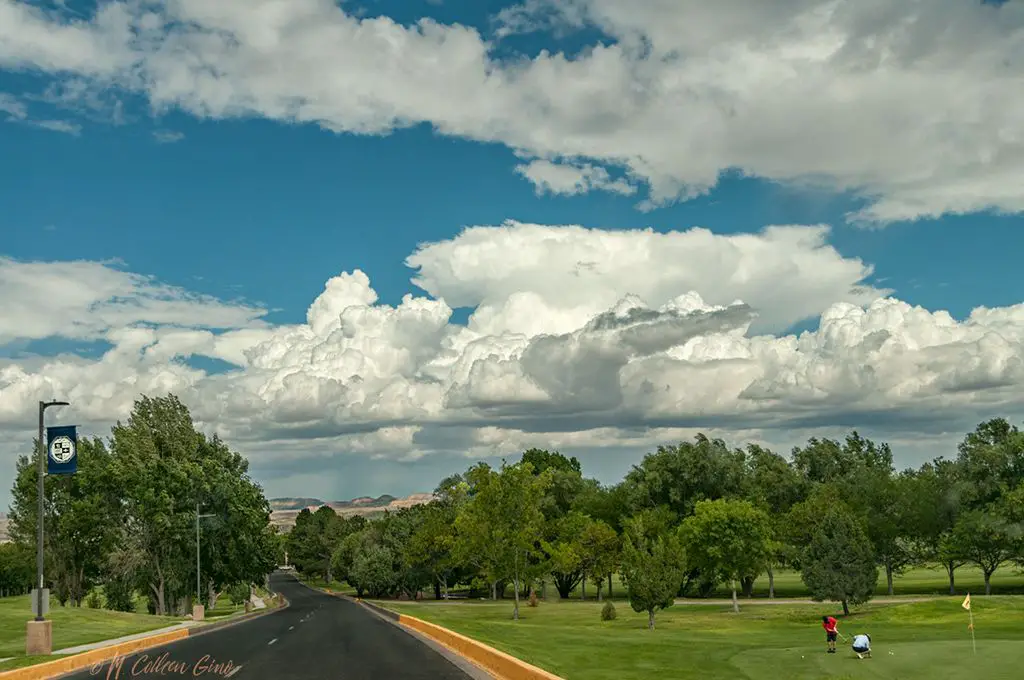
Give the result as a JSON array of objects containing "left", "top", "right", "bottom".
[
  {"left": 0, "top": 92, "right": 27, "bottom": 119},
  {"left": 516, "top": 159, "right": 636, "bottom": 197},
  {"left": 153, "top": 129, "right": 184, "bottom": 143},
  {"left": 28, "top": 119, "right": 81, "bottom": 134},
  {"left": 0, "top": 91, "right": 81, "bottom": 133},
  {"left": 2, "top": 222, "right": 1024, "bottom": 487},
  {"left": 0, "top": 256, "right": 269, "bottom": 345},
  {"left": 0, "top": 0, "right": 1022, "bottom": 223}
]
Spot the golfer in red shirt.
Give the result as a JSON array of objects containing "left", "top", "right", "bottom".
[{"left": 822, "top": 616, "right": 839, "bottom": 653}]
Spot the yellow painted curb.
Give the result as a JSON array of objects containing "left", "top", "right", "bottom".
[
  {"left": 0, "top": 628, "right": 189, "bottom": 680},
  {"left": 397, "top": 613, "right": 565, "bottom": 680}
]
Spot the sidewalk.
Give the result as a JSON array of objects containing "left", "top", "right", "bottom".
[{"left": 53, "top": 621, "right": 203, "bottom": 655}]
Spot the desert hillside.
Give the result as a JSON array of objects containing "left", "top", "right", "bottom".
[{"left": 269, "top": 493, "right": 434, "bottom": 531}]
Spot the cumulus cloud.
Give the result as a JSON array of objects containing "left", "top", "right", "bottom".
[
  {"left": 0, "top": 0, "right": 1022, "bottom": 223},
  {"left": 2, "top": 221, "right": 1024, "bottom": 483}
]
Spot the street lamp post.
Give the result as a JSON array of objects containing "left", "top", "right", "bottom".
[
  {"left": 28, "top": 399, "right": 69, "bottom": 655},
  {"left": 195, "top": 503, "right": 214, "bottom": 621}
]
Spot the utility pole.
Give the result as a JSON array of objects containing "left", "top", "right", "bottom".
[
  {"left": 194, "top": 503, "right": 214, "bottom": 621},
  {"left": 28, "top": 399, "right": 69, "bottom": 656}
]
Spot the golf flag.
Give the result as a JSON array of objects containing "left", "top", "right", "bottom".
[{"left": 963, "top": 592, "right": 977, "bottom": 654}]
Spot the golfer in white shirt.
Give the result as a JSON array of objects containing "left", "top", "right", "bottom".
[{"left": 851, "top": 633, "right": 871, "bottom": 658}]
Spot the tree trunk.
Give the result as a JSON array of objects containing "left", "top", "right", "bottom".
[
  {"left": 608, "top": 573, "right": 613, "bottom": 598},
  {"left": 731, "top": 580, "right": 739, "bottom": 613},
  {"left": 442, "top": 575, "right": 449, "bottom": 599},
  {"left": 208, "top": 580, "right": 219, "bottom": 611},
  {"left": 767, "top": 565, "right": 775, "bottom": 599},
  {"left": 596, "top": 580, "right": 603, "bottom": 602},
  {"left": 491, "top": 581, "right": 497, "bottom": 600},
  {"left": 741, "top": 575, "right": 754, "bottom": 598},
  {"left": 648, "top": 609, "right": 655, "bottom": 630},
  {"left": 434, "top": 580, "right": 442, "bottom": 600},
  {"left": 886, "top": 563, "right": 894, "bottom": 596},
  {"left": 513, "top": 575, "right": 520, "bottom": 620},
  {"left": 581, "top": 575, "right": 586, "bottom": 600},
  {"left": 984, "top": 571, "right": 992, "bottom": 595},
  {"left": 540, "top": 579, "right": 546, "bottom": 599},
  {"left": 326, "top": 564, "right": 333, "bottom": 584},
  {"left": 946, "top": 561, "right": 956, "bottom": 595},
  {"left": 842, "top": 599, "right": 850, "bottom": 616},
  {"left": 150, "top": 576, "right": 165, "bottom": 616}
]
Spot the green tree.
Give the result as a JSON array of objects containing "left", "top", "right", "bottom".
[
  {"left": 349, "top": 544, "right": 398, "bottom": 598},
  {"left": 406, "top": 480, "right": 465, "bottom": 599},
  {"left": 0, "top": 542, "right": 33, "bottom": 597},
  {"left": 955, "top": 418, "right": 1024, "bottom": 510},
  {"left": 578, "top": 518, "right": 619, "bottom": 601},
  {"left": 680, "top": 498, "right": 771, "bottom": 612},
  {"left": 621, "top": 434, "right": 748, "bottom": 520},
  {"left": 106, "top": 394, "right": 274, "bottom": 616},
  {"left": 542, "top": 511, "right": 588, "bottom": 599},
  {"left": 800, "top": 506, "right": 878, "bottom": 616},
  {"left": 946, "top": 509, "right": 1017, "bottom": 595},
  {"left": 454, "top": 460, "right": 552, "bottom": 619},
  {"left": 8, "top": 437, "right": 119, "bottom": 607},
  {"left": 619, "top": 510, "right": 686, "bottom": 630},
  {"left": 904, "top": 459, "right": 965, "bottom": 594},
  {"left": 743, "top": 444, "right": 805, "bottom": 598}
]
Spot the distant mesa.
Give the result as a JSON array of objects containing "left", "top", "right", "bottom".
[
  {"left": 268, "top": 493, "right": 434, "bottom": 530},
  {"left": 269, "top": 498, "right": 325, "bottom": 511}
]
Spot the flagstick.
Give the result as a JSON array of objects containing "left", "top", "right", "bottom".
[{"left": 969, "top": 605, "right": 976, "bottom": 655}]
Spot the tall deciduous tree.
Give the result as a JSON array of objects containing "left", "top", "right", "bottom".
[
  {"left": 680, "top": 499, "right": 771, "bottom": 612},
  {"left": 946, "top": 510, "right": 1017, "bottom": 595},
  {"left": 108, "top": 394, "right": 274, "bottom": 615},
  {"left": 905, "top": 459, "right": 964, "bottom": 594},
  {"left": 454, "top": 460, "right": 552, "bottom": 619},
  {"left": 743, "top": 444, "right": 805, "bottom": 597},
  {"left": 9, "top": 437, "right": 119, "bottom": 607},
  {"left": 621, "top": 435, "right": 748, "bottom": 520}
]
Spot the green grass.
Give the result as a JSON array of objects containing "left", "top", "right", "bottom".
[
  {"left": 455, "top": 564, "right": 1024, "bottom": 602},
  {"left": 0, "top": 654, "right": 73, "bottom": 672},
  {"left": 298, "top": 575, "right": 356, "bottom": 595},
  {"left": 382, "top": 595, "right": 1024, "bottom": 679},
  {"left": 0, "top": 584, "right": 276, "bottom": 669},
  {"left": 0, "top": 593, "right": 172, "bottom": 660}
]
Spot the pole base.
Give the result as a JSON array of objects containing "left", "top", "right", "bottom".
[
  {"left": 26, "top": 619, "right": 52, "bottom": 655},
  {"left": 192, "top": 604, "right": 205, "bottom": 621}
]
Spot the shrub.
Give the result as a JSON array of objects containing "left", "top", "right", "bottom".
[
  {"left": 528, "top": 589, "right": 539, "bottom": 607},
  {"left": 227, "top": 582, "right": 251, "bottom": 606},
  {"left": 86, "top": 590, "right": 102, "bottom": 609},
  {"left": 104, "top": 578, "right": 136, "bottom": 612},
  {"left": 601, "top": 601, "right": 616, "bottom": 621}
]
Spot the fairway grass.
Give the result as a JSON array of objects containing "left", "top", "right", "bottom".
[
  {"left": 382, "top": 596, "right": 1024, "bottom": 680},
  {"left": 556, "top": 565, "right": 1024, "bottom": 601},
  {"left": 0, "top": 593, "right": 178, "bottom": 660}
]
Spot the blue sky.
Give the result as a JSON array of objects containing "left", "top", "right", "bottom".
[
  {"left": 6, "top": 106, "right": 1020, "bottom": 337},
  {"left": 2, "top": 0, "right": 1023, "bottom": 505}
]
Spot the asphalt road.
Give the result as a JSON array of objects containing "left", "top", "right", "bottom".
[{"left": 64, "top": 572, "right": 482, "bottom": 680}]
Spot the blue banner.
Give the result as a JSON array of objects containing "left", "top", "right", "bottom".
[{"left": 46, "top": 425, "right": 78, "bottom": 475}]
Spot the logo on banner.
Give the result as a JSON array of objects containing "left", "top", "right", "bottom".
[{"left": 49, "top": 435, "right": 75, "bottom": 463}]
